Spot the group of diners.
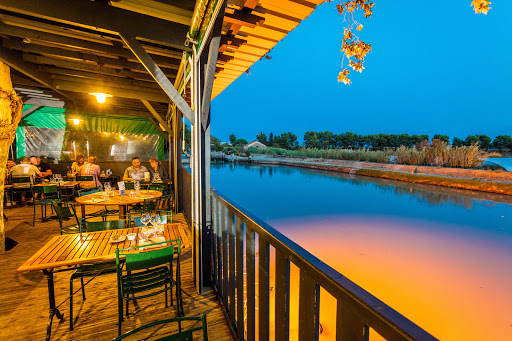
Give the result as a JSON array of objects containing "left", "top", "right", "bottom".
[{"left": 7, "top": 155, "right": 169, "bottom": 205}]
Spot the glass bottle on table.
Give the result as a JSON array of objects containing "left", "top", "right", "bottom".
[{"left": 134, "top": 180, "right": 140, "bottom": 195}]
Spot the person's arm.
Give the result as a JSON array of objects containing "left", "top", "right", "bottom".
[
  {"left": 122, "top": 168, "right": 131, "bottom": 181},
  {"left": 161, "top": 165, "right": 169, "bottom": 180},
  {"left": 39, "top": 164, "right": 53, "bottom": 177}
]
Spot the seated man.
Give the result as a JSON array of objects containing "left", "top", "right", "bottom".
[
  {"left": 123, "top": 157, "right": 148, "bottom": 181},
  {"left": 71, "top": 155, "right": 87, "bottom": 175},
  {"left": 10, "top": 157, "right": 40, "bottom": 204},
  {"left": 30, "top": 155, "right": 53, "bottom": 180},
  {"left": 7, "top": 158, "right": 16, "bottom": 172}
]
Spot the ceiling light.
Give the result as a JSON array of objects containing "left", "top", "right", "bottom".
[
  {"left": 69, "top": 118, "right": 83, "bottom": 125},
  {"left": 89, "top": 92, "right": 112, "bottom": 104}
]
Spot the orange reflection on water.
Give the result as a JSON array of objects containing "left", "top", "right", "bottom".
[{"left": 270, "top": 215, "right": 512, "bottom": 340}]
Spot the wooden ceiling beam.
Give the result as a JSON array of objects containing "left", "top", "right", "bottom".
[
  {"left": 0, "top": 0, "right": 191, "bottom": 50},
  {"left": 53, "top": 78, "right": 169, "bottom": 103},
  {"left": 51, "top": 74, "right": 167, "bottom": 94},
  {"left": 109, "top": 0, "right": 193, "bottom": 26},
  {"left": 3, "top": 39, "right": 179, "bottom": 71},
  {"left": 0, "top": 46, "right": 76, "bottom": 102},
  {"left": 0, "top": 22, "right": 182, "bottom": 61},
  {"left": 224, "top": 9, "right": 265, "bottom": 28}
]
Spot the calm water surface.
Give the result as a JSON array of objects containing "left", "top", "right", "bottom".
[{"left": 211, "top": 163, "right": 512, "bottom": 341}]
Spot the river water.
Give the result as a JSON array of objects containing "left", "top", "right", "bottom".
[{"left": 211, "top": 163, "right": 512, "bottom": 341}]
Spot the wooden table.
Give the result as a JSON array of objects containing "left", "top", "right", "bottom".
[
  {"left": 34, "top": 181, "right": 82, "bottom": 188},
  {"left": 75, "top": 190, "right": 162, "bottom": 219},
  {"left": 17, "top": 224, "right": 187, "bottom": 340}
]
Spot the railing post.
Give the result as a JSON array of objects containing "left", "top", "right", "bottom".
[
  {"left": 235, "top": 217, "right": 244, "bottom": 340},
  {"left": 211, "top": 195, "right": 217, "bottom": 287},
  {"left": 275, "top": 250, "right": 290, "bottom": 341},
  {"left": 246, "top": 224, "right": 256, "bottom": 341},
  {"left": 336, "top": 300, "right": 366, "bottom": 341},
  {"left": 217, "top": 200, "right": 223, "bottom": 297},
  {"left": 298, "top": 269, "right": 317, "bottom": 341},
  {"left": 222, "top": 204, "right": 228, "bottom": 309},
  {"left": 258, "top": 238, "right": 270, "bottom": 341},
  {"left": 228, "top": 210, "right": 236, "bottom": 327}
]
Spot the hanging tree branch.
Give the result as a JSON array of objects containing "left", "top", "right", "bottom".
[{"left": 331, "top": 1, "right": 491, "bottom": 85}]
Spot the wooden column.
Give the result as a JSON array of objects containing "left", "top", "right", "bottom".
[{"left": 0, "top": 62, "right": 22, "bottom": 252}]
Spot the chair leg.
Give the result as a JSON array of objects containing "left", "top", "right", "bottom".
[
  {"left": 164, "top": 284, "right": 168, "bottom": 308},
  {"left": 70, "top": 278, "right": 74, "bottom": 331},
  {"left": 118, "top": 296, "right": 123, "bottom": 336},
  {"left": 80, "top": 278, "right": 86, "bottom": 300},
  {"left": 32, "top": 205, "right": 35, "bottom": 226}
]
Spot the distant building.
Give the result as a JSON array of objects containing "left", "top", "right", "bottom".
[{"left": 244, "top": 140, "right": 267, "bottom": 150}]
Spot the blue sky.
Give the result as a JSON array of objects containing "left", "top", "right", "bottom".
[{"left": 211, "top": 1, "right": 511, "bottom": 143}]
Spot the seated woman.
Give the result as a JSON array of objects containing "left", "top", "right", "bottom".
[
  {"left": 149, "top": 158, "right": 169, "bottom": 181},
  {"left": 79, "top": 156, "right": 101, "bottom": 188}
]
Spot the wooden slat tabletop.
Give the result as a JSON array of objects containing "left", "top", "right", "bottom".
[
  {"left": 34, "top": 181, "right": 82, "bottom": 188},
  {"left": 75, "top": 190, "right": 162, "bottom": 206},
  {"left": 17, "top": 223, "right": 186, "bottom": 273}
]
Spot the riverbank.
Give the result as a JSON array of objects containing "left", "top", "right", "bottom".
[{"left": 219, "top": 154, "right": 512, "bottom": 196}]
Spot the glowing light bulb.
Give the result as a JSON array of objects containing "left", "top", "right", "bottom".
[
  {"left": 96, "top": 93, "right": 106, "bottom": 104},
  {"left": 73, "top": 119, "right": 80, "bottom": 125}
]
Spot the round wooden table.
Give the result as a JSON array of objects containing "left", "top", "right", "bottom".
[{"left": 75, "top": 190, "right": 162, "bottom": 219}]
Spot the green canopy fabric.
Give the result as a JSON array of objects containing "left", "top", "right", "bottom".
[{"left": 17, "top": 105, "right": 164, "bottom": 160}]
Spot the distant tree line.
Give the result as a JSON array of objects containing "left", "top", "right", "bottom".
[{"left": 251, "top": 131, "right": 512, "bottom": 151}]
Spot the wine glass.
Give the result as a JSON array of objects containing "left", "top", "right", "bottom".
[
  {"left": 150, "top": 213, "right": 160, "bottom": 236},
  {"left": 140, "top": 212, "right": 150, "bottom": 228},
  {"left": 134, "top": 181, "right": 141, "bottom": 194}
]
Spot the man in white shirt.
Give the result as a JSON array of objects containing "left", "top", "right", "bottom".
[{"left": 10, "top": 157, "right": 41, "bottom": 204}]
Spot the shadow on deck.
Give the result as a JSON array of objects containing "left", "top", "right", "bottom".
[{"left": 0, "top": 205, "right": 233, "bottom": 340}]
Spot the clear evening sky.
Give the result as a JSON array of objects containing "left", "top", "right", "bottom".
[{"left": 210, "top": 1, "right": 511, "bottom": 143}]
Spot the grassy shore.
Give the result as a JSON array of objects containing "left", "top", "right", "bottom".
[{"left": 355, "top": 169, "right": 512, "bottom": 195}]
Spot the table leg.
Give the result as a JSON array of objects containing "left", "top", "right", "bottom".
[
  {"left": 119, "top": 205, "right": 127, "bottom": 219},
  {"left": 80, "top": 204, "right": 85, "bottom": 219},
  {"left": 42, "top": 269, "right": 64, "bottom": 341}
]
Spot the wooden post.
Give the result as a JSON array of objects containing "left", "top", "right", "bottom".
[{"left": 0, "top": 62, "right": 22, "bottom": 252}]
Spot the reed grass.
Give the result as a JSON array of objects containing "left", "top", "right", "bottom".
[{"left": 249, "top": 147, "right": 393, "bottom": 163}]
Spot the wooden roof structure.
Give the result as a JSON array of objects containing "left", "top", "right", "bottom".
[{"left": 0, "top": 0, "right": 323, "bottom": 122}]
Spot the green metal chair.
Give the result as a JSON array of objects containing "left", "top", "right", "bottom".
[
  {"left": 31, "top": 185, "right": 61, "bottom": 226},
  {"left": 112, "top": 315, "right": 208, "bottom": 341},
  {"left": 58, "top": 179, "right": 76, "bottom": 203},
  {"left": 69, "top": 215, "right": 131, "bottom": 331},
  {"left": 11, "top": 176, "right": 32, "bottom": 205},
  {"left": 148, "top": 183, "right": 166, "bottom": 192},
  {"left": 116, "top": 239, "right": 182, "bottom": 335},
  {"left": 52, "top": 202, "right": 80, "bottom": 234},
  {"left": 76, "top": 175, "right": 93, "bottom": 182}
]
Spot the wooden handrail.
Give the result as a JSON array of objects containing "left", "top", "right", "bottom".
[{"left": 210, "top": 188, "right": 438, "bottom": 341}]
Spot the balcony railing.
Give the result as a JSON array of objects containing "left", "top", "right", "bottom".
[{"left": 210, "top": 189, "right": 438, "bottom": 341}]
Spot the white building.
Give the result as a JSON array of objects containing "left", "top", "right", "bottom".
[{"left": 243, "top": 140, "right": 267, "bottom": 150}]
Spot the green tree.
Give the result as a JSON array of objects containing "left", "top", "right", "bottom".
[
  {"left": 303, "top": 131, "right": 320, "bottom": 148},
  {"left": 432, "top": 134, "right": 449, "bottom": 143},
  {"left": 478, "top": 135, "right": 492, "bottom": 150},
  {"left": 452, "top": 137, "right": 464, "bottom": 147},
  {"left": 268, "top": 132, "right": 274, "bottom": 146},
  {"left": 233, "top": 138, "right": 248, "bottom": 146},
  {"left": 211, "top": 135, "right": 223, "bottom": 152},
  {"left": 492, "top": 135, "right": 512, "bottom": 150},
  {"left": 184, "top": 124, "right": 191, "bottom": 151},
  {"left": 465, "top": 135, "right": 479, "bottom": 146},
  {"left": 229, "top": 133, "right": 236, "bottom": 144},
  {"left": 256, "top": 132, "right": 267, "bottom": 145}
]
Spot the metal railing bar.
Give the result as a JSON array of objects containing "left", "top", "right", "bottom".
[{"left": 222, "top": 203, "right": 229, "bottom": 311}]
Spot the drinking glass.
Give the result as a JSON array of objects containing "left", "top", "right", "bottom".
[
  {"left": 134, "top": 181, "right": 141, "bottom": 194},
  {"left": 140, "top": 213, "right": 150, "bottom": 228},
  {"left": 150, "top": 213, "right": 160, "bottom": 236},
  {"left": 104, "top": 182, "right": 111, "bottom": 191}
]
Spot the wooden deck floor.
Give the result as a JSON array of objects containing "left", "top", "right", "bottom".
[{"left": 1, "top": 204, "right": 233, "bottom": 340}]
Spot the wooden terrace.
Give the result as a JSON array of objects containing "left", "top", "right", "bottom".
[{"left": 1, "top": 205, "right": 232, "bottom": 340}]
